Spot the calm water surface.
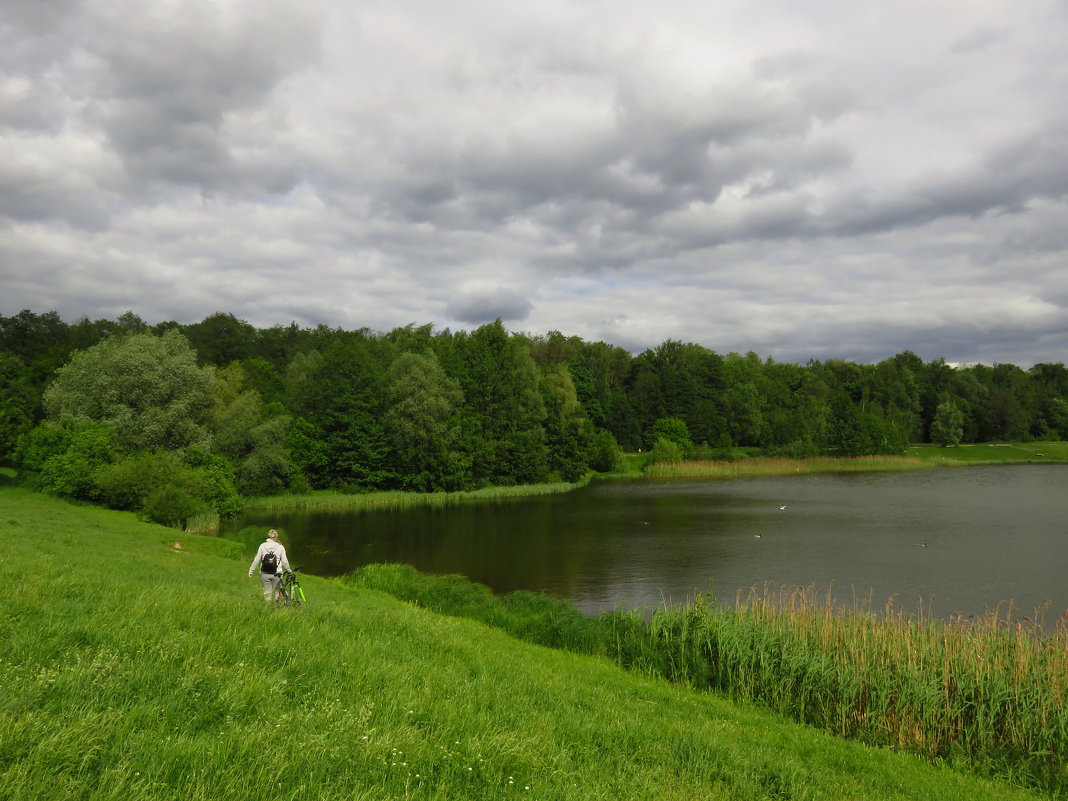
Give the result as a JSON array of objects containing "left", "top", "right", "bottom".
[{"left": 227, "top": 465, "right": 1068, "bottom": 620}]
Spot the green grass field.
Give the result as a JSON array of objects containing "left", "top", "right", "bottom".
[
  {"left": 0, "top": 486, "right": 1054, "bottom": 800},
  {"left": 906, "top": 441, "right": 1068, "bottom": 463}
]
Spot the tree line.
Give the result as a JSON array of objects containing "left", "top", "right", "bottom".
[{"left": 2, "top": 309, "right": 1066, "bottom": 526}]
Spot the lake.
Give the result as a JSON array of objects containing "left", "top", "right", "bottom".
[{"left": 225, "top": 465, "right": 1068, "bottom": 621}]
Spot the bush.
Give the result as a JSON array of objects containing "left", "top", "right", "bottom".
[
  {"left": 143, "top": 484, "right": 209, "bottom": 529},
  {"left": 648, "top": 417, "right": 693, "bottom": 457},
  {"left": 183, "top": 448, "right": 243, "bottom": 517},
  {"left": 94, "top": 448, "right": 242, "bottom": 524},
  {"left": 236, "top": 445, "right": 303, "bottom": 497},
  {"left": 588, "top": 428, "right": 623, "bottom": 472},
  {"left": 16, "top": 420, "right": 119, "bottom": 500},
  {"left": 646, "top": 436, "right": 683, "bottom": 465},
  {"left": 94, "top": 450, "right": 185, "bottom": 510}
]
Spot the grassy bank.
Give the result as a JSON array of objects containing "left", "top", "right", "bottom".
[
  {"left": 350, "top": 566, "right": 1068, "bottom": 797},
  {"left": 0, "top": 487, "right": 1053, "bottom": 801}
]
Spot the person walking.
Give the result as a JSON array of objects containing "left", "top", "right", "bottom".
[{"left": 248, "top": 529, "right": 291, "bottom": 602}]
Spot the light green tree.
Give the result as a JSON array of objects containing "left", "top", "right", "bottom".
[
  {"left": 930, "top": 398, "right": 965, "bottom": 447},
  {"left": 43, "top": 329, "right": 214, "bottom": 452},
  {"left": 648, "top": 417, "right": 693, "bottom": 457},
  {"left": 647, "top": 436, "right": 683, "bottom": 465},
  {"left": 541, "top": 363, "right": 594, "bottom": 482}
]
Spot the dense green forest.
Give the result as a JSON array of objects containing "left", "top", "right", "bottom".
[{"left": 3, "top": 309, "right": 1067, "bottom": 527}]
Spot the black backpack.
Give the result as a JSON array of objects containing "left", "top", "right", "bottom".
[{"left": 261, "top": 547, "right": 279, "bottom": 574}]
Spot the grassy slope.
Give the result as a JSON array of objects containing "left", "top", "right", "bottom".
[{"left": 0, "top": 487, "right": 1049, "bottom": 801}]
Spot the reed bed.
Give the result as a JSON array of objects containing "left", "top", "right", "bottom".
[
  {"left": 182, "top": 510, "right": 220, "bottom": 534},
  {"left": 610, "top": 584, "right": 1068, "bottom": 795},
  {"left": 243, "top": 480, "right": 584, "bottom": 512},
  {"left": 646, "top": 455, "right": 931, "bottom": 478}
]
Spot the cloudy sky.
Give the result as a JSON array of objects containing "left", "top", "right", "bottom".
[{"left": 2, "top": 0, "right": 1067, "bottom": 366}]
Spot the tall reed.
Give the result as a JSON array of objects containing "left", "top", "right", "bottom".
[
  {"left": 183, "top": 510, "right": 220, "bottom": 534},
  {"left": 609, "top": 584, "right": 1068, "bottom": 794},
  {"left": 244, "top": 481, "right": 584, "bottom": 512}
]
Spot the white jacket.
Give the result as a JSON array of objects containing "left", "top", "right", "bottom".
[{"left": 249, "top": 540, "right": 290, "bottom": 575}]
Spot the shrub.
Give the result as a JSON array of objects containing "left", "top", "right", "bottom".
[
  {"left": 588, "top": 428, "right": 623, "bottom": 472},
  {"left": 94, "top": 450, "right": 185, "bottom": 510},
  {"left": 648, "top": 417, "right": 693, "bottom": 457},
  {"left": 143, "top": 484, "right": 209, "bottom": 529},
  {"left": 94, "top": 448, "right": 241, "bottom": 524},
  {"left": 646, "top": 436, "right": 683, "bottom": 465},
  {"left": 16, "top": 420, "right": 119, "bottom": 500}
]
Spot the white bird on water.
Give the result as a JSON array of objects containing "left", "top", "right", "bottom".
[{"left": 779, "top": 505, "right": 787, "bottom": 510}]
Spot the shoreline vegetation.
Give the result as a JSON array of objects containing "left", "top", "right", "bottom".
[
  {"left": 236, "top": 441, "right": 1068, "bottom": 519},
  {"left": 644, "top": 441, "right": 1068, "bottom": 478},
  {"left": 241, "top": 478, "right": 589, "bottom": 514},
  {"left": 2, "top": 486, "right": 1059, "bottom": 800},
  {"left": 350, "top": 565, "right": 1068, "bottom": 797}
]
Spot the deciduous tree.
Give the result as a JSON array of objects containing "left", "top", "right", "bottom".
[
  {"left": 931, "top": 398, "right": 965, "bottom": 447},
  {"left": 43, "top": 329, "right": 214, "bottom": 453},
  {"left": 385, "top": 351, "right": 466, "bottom": 491}
]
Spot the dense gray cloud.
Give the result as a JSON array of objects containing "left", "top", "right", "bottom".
[
  {"left": 2, "top": 0, "right": 1067, "bottom": 366},
  {"left": 446, "top": 286, "right": 534, "bottom": 325}
]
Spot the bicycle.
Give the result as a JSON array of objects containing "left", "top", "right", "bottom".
[{"left": 276, "top": 566, "right": 307, "bottom": 605}]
